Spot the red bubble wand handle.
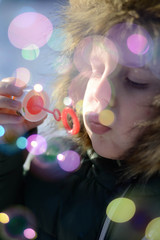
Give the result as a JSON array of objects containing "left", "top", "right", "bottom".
[{"left": 37, "top": 105, "right": 61, "bottom": 122}]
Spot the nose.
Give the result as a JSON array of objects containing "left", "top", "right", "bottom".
[{"left": 91, "top": 71, "right": 113, "bottom": 110}]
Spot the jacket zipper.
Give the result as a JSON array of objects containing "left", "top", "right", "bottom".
[{"left": 98, "top": 184, "right": 132, "bottom": 240}]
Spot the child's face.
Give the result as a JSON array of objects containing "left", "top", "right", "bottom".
[{"left": 83, "top": 62, "right": 160, "bottom": 159}]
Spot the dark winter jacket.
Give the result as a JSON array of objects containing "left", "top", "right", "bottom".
[{"left": 0, "top": 135, "right": 160, "bottom": 240}]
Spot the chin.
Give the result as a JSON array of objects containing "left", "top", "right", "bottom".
[
  {"left": 95, "top": 151, "right": 119, "bottom": 160},
  {"left": 90, "top": 135, "right": 125, "bottom": 160},
  {"left": 92, "top": 141, "right": 118, "bottom": 159}
]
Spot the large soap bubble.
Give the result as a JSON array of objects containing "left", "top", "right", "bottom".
[
  {"left": 26, "top": 134, "right": 47, "bottom": 155},
  {"left": 107, "top": 23, "right": 153, "bottom": 68},
  {"left": 73, "top": 35, "right": 118, "bottom": 77},
  {"left": 8, "top": 12, "right": 53, "bottom": 49},
  {"left": 0, "top": 206, "right": 37, "bottom": 240}
]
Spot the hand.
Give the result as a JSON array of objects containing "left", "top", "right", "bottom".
[{"left": 0, "top": 78, "right": 46, "bottom": 142}]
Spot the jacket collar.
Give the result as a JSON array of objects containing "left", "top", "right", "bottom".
[{"left": 90, "top": 155, "right": 129, "bottom": 190}]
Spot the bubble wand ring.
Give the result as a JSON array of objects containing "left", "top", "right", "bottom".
[
  {"left": 61, "top": 107, "right": 80, "bottom": 135},
  {"left": 53, "top": 108, "right": 61, "bottom": 121},
  {"left": 36, "top": 105, "right": 80, "bottom": 135}
]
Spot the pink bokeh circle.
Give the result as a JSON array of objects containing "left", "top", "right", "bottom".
[
  {"left": 26, "top": 134, "right": 47, "bottom": 155},
  {"left": 127, "top": 34, "right": 149, "bottom": 55},
  {"left": 57, "top": 150, "right": 81, "bottom": 172},
  {"left": 8, "top": 12, "right": 53, "bottom": 49}
]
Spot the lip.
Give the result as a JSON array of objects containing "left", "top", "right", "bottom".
[{"left": 87, "top": 112, "right": 111, "bottom": 135}]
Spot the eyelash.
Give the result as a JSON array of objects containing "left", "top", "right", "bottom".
[{"left": 126, "top": 77, "right": 148, "bottom": 90}]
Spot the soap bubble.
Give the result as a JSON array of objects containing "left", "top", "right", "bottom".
[{"left": 8, "top": 12, "right": 53, "bottom": 49}]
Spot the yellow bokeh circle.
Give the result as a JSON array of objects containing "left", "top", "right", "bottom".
[
  {"left": 0, "top": 213, "right": 9, "bottom": 224},
  {"left": 145, "top": 217, "right": 160, "bottom": 240},
  {"left": 76, "top": 100, "right": 83, "bottom": 114},
  {"left": 99, "top": 109, "right": 115, "bottom": 126},
  {"left": 106, "top": 197, "right": 136, "bottom": 223}
]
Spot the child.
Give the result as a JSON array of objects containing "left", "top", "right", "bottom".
[{"left": 0, "top": 0, "right": 160, "bottom": 239}]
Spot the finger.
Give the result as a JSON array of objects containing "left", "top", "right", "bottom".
[
  {"left": 0, "top": 78, "right": 23, "bottom": 97},
  {"left": 1, "top": 77, "right": 27, "bottom": 88},
  {"left": 23, "top": 115, "right": 47, "bottom": 131},
  {"left": 0, "top": 96, "right": 21, "bottom": 110},
  {"left": 33, "top": 116, "right": 47, "bottom": 126},
  {"left": 1, "top": 77, "right": 16, "bottom": 84},
  {"left": 0, "top": 113, "right": 24, "bottom": 124}
]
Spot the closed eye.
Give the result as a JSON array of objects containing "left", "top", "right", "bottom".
[{"left": 126, "top": 77, "right": 149, "bottom": 89}]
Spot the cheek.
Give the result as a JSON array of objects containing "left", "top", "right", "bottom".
[
  {"left": 145, "top": 108, "right": 153, "bottom": 117},
  {"left": 122, "top": 104, "right": 155, "bottom": 132},
  {"left": 144, "top": 107, "right": 158, "bottom": 120},
  {"left": 126, "top": 107, "right": 150, "bottom": 125},
  {"left": 136, "top": 97, "right": 157, "bottom": 120},
  {"left": 122, "top": 93, "right": 153, "bottom": 120}
]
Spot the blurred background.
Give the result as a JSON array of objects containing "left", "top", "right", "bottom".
[{"left": 0, "top": 0, "right": 69, "bottom": 135}]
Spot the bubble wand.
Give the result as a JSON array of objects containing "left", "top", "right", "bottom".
[
  {"left": 14, "top": 86, "right": 80, "bottom": 135},
  {"left": 34, "top": 103, "right": 80, "bottom": 135}
]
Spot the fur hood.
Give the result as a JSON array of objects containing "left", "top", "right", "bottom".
[{"left": 54, "top": 0, "right": 160, "bottom": 180}]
